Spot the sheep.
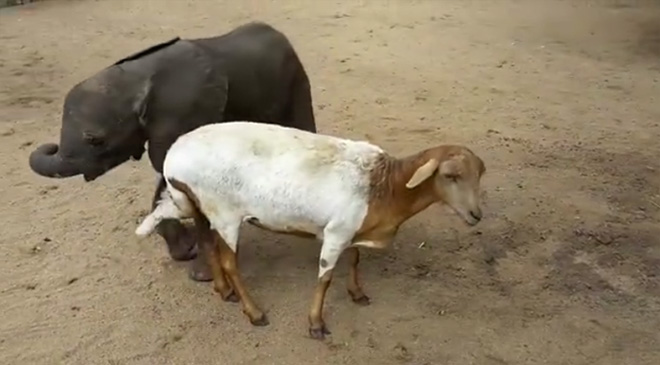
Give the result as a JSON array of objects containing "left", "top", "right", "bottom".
[{"left": 135, "top": 121, "right": 486, "bottom": 340}]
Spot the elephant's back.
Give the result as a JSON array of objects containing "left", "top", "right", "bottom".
[{"left": 191, "top": 24, "right": 302, "bottom": 122}]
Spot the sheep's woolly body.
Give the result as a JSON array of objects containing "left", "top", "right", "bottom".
[
  {"left": 136, "top": 121, "right": 386, "bottom": 278},
  {"left": 135, "top": 120, "right": 487, "bottom": 337}
]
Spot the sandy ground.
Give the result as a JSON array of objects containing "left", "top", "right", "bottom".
[{"left": 1, "top": 0, "right": 660, "bottom": 364}]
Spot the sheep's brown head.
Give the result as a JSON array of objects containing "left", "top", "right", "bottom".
[{"left": 405, "top": 145, "right": 486, "bottom": 226}]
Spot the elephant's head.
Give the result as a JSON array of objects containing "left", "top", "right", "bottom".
[
  {"left": 30, "top": 37, "right": 232, "bottom": 182},
  {"left": 29, "top": 66, "right": 150, "bottom": 182}
]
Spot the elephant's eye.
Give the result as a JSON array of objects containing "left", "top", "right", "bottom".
[{"left": 84, "top": 135, "right": 105, "bottom": 147}]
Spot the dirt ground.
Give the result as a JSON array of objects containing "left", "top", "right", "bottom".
[{"left": 1, "top": 0, "right": 660, "bottom": 364}]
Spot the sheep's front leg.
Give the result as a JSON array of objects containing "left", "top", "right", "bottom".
[
  {"left": 309, "top": 235, "right": 348, "bottom": 340},
  {"left": 215, "top": 225, "right": 268, "bottom": 326},
  {"left": 346, "top": 247, "right": 370, "bottom": 306}
]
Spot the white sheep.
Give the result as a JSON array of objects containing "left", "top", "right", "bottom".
[{"left": 135, "top": 121, "right": 486, "bottom": 340}]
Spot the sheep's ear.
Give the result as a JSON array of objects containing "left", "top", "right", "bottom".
[
  {"left": 477, "top": 156, "right": 486, "bottom": 176},
  {"left": 406, "top": 158, "right": 440, "bottom": 189}
]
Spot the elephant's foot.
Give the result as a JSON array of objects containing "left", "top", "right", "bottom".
[
  {"left": 159, "top": 221, "right": 197, "bottom": 262},
  {"left": 188, "top": 253, "right": 213, "bottom": 282},
  {"left": 168, "top": 233, "right": 197, "bottom": 262}
]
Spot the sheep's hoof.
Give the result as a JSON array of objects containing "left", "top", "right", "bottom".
[
  {"left": 351, "top": 294, "right": 371, "bottom": 306},
  {"left": 188, "top": 257, "right": 213, "bottom": 282},
  {"left": 309, "top": 325, "right": 331, "bottom": 340},
  {"left": 221, "top": 290, "right": 240, "bottom": 303},
  {"left": 249, "top": 313, "right": 269, "bottom": 327},
  {"left": 213, "top": 285, "right": 239, "bottom": 302}
]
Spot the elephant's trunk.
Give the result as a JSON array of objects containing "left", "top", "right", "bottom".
[{"left": 28, "top": 143, "right": 82, "bottom": 178}]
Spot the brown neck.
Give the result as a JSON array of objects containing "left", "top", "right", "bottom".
[{"left": 369, "top": 150, "right": 441, "bottom": 228}]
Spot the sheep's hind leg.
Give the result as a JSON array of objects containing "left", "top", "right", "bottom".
[
  {"left": 205, "top": 237, "right": 238, "bottom": 302},
  {"left": 346, "top": 247, "right": 370, "bottom": 306},
  {"left": 191, "top": 214, "right": 236, "bottom": 300},
  {"left": 214, "top": 222, "right": 268, "bottom": 326}
]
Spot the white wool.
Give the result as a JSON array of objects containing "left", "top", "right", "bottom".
[{"left": 136, "top": 121, "right": 385, "bottom": 278}]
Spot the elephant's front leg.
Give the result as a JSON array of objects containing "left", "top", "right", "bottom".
[
  {"left": 155, "top": 220, "right": 212, "bottom": 282},
  {"left": 151, "top": 176, "right": 212, "bottom": 281},
  {"left": 188, "top": 235, "right": 213, "bottom": 282},
  {"left": 154, "top": 218, "right": 196, "bottom": 261}
]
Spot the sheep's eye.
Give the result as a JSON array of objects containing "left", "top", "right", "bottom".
[{"left": 443, "top": 174, "right": 460, "bottom": 183}]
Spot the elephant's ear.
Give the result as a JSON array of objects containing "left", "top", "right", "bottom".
[
  {"left": 138, "top": 40, "right": 229, "bottom": 132},
  {"left": 134, "top": 79, "right": 152, "bottom": 128},
  {"left": 135, "top": 40, "right": 229, "bottom": 172}
]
